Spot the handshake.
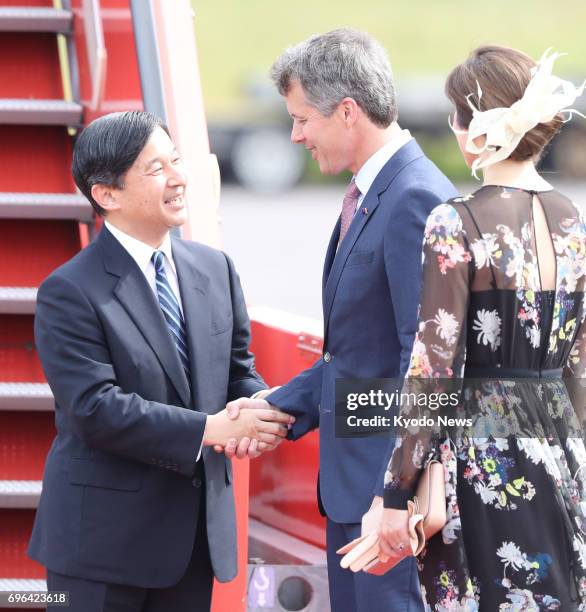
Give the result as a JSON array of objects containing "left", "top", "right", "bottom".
[{"left": 202, "top": 393, "right": 295, "bottom": 460}]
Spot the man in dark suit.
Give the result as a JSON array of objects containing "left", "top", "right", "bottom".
[
  {"left": 28, "top": 111, "right": 294, "bottom": 612},
  {"left": 231, "top": 29, "right": 457, "bottom": 611}
]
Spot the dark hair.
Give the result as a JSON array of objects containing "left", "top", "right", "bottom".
[
  {"left": 445, "top": 45, "right": 564, "bottom": 162},
  {"left": 72, "top": 111, "right": 169, "bottom": 216}
]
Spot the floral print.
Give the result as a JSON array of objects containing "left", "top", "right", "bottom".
[
  {"left": 424, "top": 203, "right": 472, "bottom": 275},
  {"left": 496, "top": 541, "right": 561, "bottom": 610},
  {"left": 470, "top": 233, "right": 501, "bottom": 269},
  {"left": 472, "top": 309, "right": 502, "bottom": 351},
  {"left": 384, "top": 186, "right": 586, "bottom": 610},
  {"left": 434, "top": 309, "right": 460, "bottom": 346},
  {"left": 460, "top": 439, "right": 536, "bottom": 511}
]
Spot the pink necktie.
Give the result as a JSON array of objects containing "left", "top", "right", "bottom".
[{"left": 338, "top": 180, "right": 361, "bottom": 245}]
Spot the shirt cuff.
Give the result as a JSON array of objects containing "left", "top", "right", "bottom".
[
  {"left": 251, "top": 386, "right": 281, "bottom": 400},
  {"left": 196, "top": 439, "right": 204, "bottom": 462}
]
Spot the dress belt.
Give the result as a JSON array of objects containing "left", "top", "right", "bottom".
[{"left": 464, "top": 366, "right": 563, "bottom": 380}]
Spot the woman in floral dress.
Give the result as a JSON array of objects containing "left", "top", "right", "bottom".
[{"left": 378, "top": 46, "right": 586, "bottom": 610}]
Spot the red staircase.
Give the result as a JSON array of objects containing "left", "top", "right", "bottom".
[
  {"left": 0, "top": 2, "right": 82, "bottom": 605},
  {"left": 0, "top": 1, "right": 141, "bottom": 607}
]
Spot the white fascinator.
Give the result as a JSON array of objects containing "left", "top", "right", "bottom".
[{"left": 453, "top": 48, "right": 585, "bottom": 178}]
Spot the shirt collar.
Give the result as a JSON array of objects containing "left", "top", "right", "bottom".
[
  {"left": 105, "top": 221, "right": 175, "bottom": 274},
  {"left": 354, "top": 123, "right": 412, "bottom": 197}
]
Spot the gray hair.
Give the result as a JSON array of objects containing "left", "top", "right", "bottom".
[{"left": 270, "top": 28, "right": 397, "bottom": 127}]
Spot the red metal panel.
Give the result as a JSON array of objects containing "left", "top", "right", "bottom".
[
  {"left": 0, "top": 33, "right": 62, "bottom": 98},
  {"left": 0, "top": 316, "right": 43, "bottom": 382},
  {"left": 0, "top": 510, "right": 44, "bottom": 577},
  {"left": 249, "top": 320, "right": 326, "bottom": 549},
  {"left": 0, "top": 220, "right": 81, "bottom": 286},
  {"left": 0, "top": 126, "right": 75, "bottom": 193},
  {"left": 0, "top": 0, "right": 52, "bottom": 6},
  {"left": 0, "top": 413, "right": 54, "bottom": 480}
]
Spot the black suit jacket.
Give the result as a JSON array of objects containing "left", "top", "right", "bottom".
[{"left": 28, "top": 227, "right": 265, "bottom": 587}]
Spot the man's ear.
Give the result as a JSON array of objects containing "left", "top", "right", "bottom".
[
  {"left": 340, "top": 97, "right": 359, "bottom": 127},
  {"left": 91, "top": 184, "right": 121, "bottom": 212}
]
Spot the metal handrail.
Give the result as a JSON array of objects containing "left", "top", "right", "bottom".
[{"left": 82, "top": 0, "right": 107, "bottom": 112}]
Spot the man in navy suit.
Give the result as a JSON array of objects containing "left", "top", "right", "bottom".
[
  {"left": 232, "top": 29, "right": 457, "bottom": 611},
  {"left": 29, "top": 111, "right": 294, "bottom": 612}
]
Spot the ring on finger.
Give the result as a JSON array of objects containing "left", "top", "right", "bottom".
[{"left": 395, "top": 542, "right": 406, "bottom": 552}]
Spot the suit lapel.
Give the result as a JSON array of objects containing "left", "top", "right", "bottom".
[
  {"left": 172, "top": 239, "right": 212, "bottom": 414},
  {"left": 98, "top": 228, "right": 191, "bottom": 407},
  {"left": 322, "top": 217, "right": 341, "bottom": 301},
  {"left": 322, "top": 140, "right": 425, "bottom": 329},
  {"left": 322, "top": 190, "right": 381, "bottom": 326}
]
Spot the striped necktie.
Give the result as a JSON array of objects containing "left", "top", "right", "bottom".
[{"left": 151, "top": 250, "right": 190, "bottom": 380}]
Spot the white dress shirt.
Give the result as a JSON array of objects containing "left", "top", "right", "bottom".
[
  {"left": 105, "top": 221, "right": 203, "bottom": 461},
  {"left": 354, "top": 122, "right": 413, "bottom": 208},
  {"left": 104, "top": 221, "right": 184, "bottom": 314}
]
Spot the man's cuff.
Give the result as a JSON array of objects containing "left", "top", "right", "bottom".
[
  {"left": 196, "top": 413, "right": 207, "bottom": 462},
  {"left": 251, "top": 386, "right": 281, "bottom": 401}
]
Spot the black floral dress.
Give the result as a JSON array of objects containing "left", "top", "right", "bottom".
[{"left": 383, "top": 186, "right": 586, "bottom": 611}]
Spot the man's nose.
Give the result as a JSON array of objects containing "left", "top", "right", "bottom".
[
  {"left": 168, "top": 163, "right": 187, "bottom": 186},
  {"left": 290, "top": 123, "right": 304, "bottom": 144}
]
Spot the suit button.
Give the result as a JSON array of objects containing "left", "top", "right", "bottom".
[
  {"left": 323, "top": 351, "right": 331, "bottom": 363},
  {"left": 192, "top": 477, "right": 202, "bottom": 488}
]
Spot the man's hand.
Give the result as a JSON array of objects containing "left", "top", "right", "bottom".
[
  {"left": 204, "top": 398, "right": 294, "bottom": 457},
  {"left": 213, "top": 397, "right": 292, "bottom": 459}
]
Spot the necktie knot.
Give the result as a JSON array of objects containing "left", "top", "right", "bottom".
[
  {"left": 344, "top": 180, "right": 361, "bottom": 203},
  {"left": 152, "top": 250, "right": 165, "bottom": 274}
]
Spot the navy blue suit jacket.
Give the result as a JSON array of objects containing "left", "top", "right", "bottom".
[
  {"left": 268, "top": 140, "right": 457, "bottom": 523},
  {"left": 28, "top": 227, "right": 265, "bottom": 587}
]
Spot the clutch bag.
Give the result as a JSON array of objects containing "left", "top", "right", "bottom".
[{"left": 337, "top": 459, "right": 446, "bottom": 574}]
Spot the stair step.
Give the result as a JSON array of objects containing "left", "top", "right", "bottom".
[
  {"left": 0, "top": 192, "right": 92, "bottom": 221},
  {"left": 0, "top": 287, "right": 37, "bottom": 314},
  {"left": 0, "top": 7, "right": 72, "bottom": 33},
  {"left": 0, "top": 481, "right": 42, "bottom": 509},
  {"left": 0, "top": 99, "right": 82, "bottom": 126},
  {"left": 0, "top": 383, "right": 53, "bottom": 411}
]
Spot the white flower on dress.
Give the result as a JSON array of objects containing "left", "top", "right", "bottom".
[
  {"left": 489, "top": 473, "right": 502, "bottom": 487},
  {"left": 497, "top": 224, "right": 526, "bottom": 286},
  {"left": 474, "top": 481, "right": 499, "bottom": 505},
  {"left": 500, "top": 588, "right": 539, "bottom": 610},
  {"left": 470, "top": 234, "right": 501, "bottom": 269},
  {"left": 441, "top": 516, "right": 462, "bottom": 545},
  {"left": 494, "top": 438, "right": 510, "bottom": 452},
  {"left": 574, "top": 534, "right": 586, "bottom": 570},
  {"left": 527, "top": 326, "right": 541, "bottom": 350},
  {"left": 472, "top": 309, "right": 502, "bottom": 351},
  {"left": 566, "top": 438, "right": 586, "bottom": 466},
  {"left": 433, "top": 309, "right": 460, "bottom": 346},
  {"left": 542, "top": 444, "right": 563, "bottom": 482},
  {"left": 497, "top": 541, "right": 530, "bottom": 572}
]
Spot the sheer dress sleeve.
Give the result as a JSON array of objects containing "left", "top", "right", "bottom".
[
  {"left": 564, "top": 205, "right": 586, "bottom": 429},
  {"left": 384, "top": 203, "right": 472, "bottom": 509}
]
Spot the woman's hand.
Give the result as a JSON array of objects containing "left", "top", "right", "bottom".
[{"left": 378, "top": 507, "right": 411, "bottom": 560}]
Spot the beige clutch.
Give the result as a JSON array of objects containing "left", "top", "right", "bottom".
[{"left": 337, "top": 459, "right": 446, "bottom": 575}]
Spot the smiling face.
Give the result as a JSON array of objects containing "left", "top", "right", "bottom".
[
  {"left": 93, "top": 127, "right": 187, "bottom": 247},
  {"left": 285, "top": 80, "right": 354, "bottom": 175}
]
